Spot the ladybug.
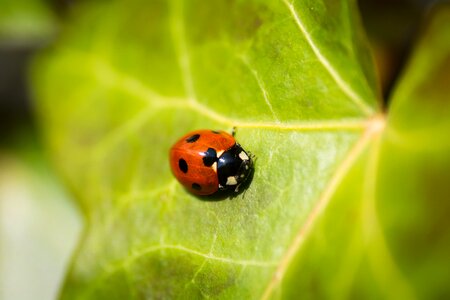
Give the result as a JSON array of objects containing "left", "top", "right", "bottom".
[{"left": 169, "top": 129, "right": 253, "bottom": 196}]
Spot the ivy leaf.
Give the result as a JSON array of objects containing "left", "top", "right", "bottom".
[{"left": 31, "top": 0, "right": 450, "bottom": 299}]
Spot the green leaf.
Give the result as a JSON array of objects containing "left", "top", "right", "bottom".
[
  {"left": 278, "top": 5, "right": 450, "bottom": 300},
  {"left": 31, "top": 0, "right": 450, "bottom": 299},
  {"left": 0, "top": 0, "right": 57, "bottom": 46}
]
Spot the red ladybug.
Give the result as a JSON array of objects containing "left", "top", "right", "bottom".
[{"left": 169, "top": 129, "right": 253, "bottom": 196}]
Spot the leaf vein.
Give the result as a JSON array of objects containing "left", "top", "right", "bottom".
[
  {"left": 126, "top": 244, "right": 278, "bottom": 267},
  {"left": 239, "top": 55, "right": 280, "bottom": 123},
  {"left": 282, "top": 0, "right": 374, "bottom": 116},
  {"left": 260, "top": 114, "right": 386, "bottom": 299},
  {"left": 74, "top": 52, "right": 370, "bottom": 135},
  {"left": 170, "top": 0, "right": 196, "bottom": 99}
]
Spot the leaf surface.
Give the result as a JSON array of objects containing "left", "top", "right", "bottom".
[
  {"left": 278, "top": 5, "right": 450, "bottom": 299},
  {"left": 32, "top": 0, "right": 450, "bottom": 298}
]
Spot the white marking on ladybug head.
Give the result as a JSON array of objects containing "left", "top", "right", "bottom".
[
  {"left": 245, "top": 165, "right": 249, "bottom": 170},
  {"left": 216, "top": 150, "right": 225, "bottom": 158},
  {"left": 211, "top": 162, "right": 217, "bottom": 173},
  {"left": 226, "top": 176, "right": 238, "bottom": 186},
  {"left": 239, "top": 151, "right": 249, "bottom": 161}
]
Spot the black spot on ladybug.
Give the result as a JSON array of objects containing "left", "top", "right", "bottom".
[
  {"left": 178, "top": 158, "right": 188, "bottom": 173},
  {"left": 186, "top": 134, "right": 200, "bottom": 143},
  {"left": 202, "top": 148, "right": 217, "bottom": 167},
  {"left": 192, "top": 183, "right": 201, "bottom": 190},
  {"left": 211, "top": 130, "right": 220, "bottom": 134}
]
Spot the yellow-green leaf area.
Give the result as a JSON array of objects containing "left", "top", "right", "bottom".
[
  {"left": 29, "top": 0, "right": 404, "bottom": 298},
  {"left": 278, "top": 5, "right": 450, "bottom": 300}
]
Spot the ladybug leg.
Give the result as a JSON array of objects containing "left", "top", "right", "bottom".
[
  {"left": 240, "top": 184, "right": 250, "bottom": 199},
  {"left": 247, "top": 151, "right": 256, "bottom": 162}
]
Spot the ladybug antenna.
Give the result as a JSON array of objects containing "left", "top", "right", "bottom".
[{"left": 231, "top": 126, "right": 237, "bottom": 137}]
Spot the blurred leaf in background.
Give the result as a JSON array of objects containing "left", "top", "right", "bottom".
[
  {"left": 30, "top": 0, "right": 450, "bottom": 299},
  {"left": 0, "top": 135, "right": 81, "bottom": 300},
  {"left": 0, "top": 1, "right": 81, "bottom": 300},
  {"left": 0, "top": 0, "right": 57, "bottom": 47},
  {"left": 0, "top": 0, "right": 58, "bottom": 137}
]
